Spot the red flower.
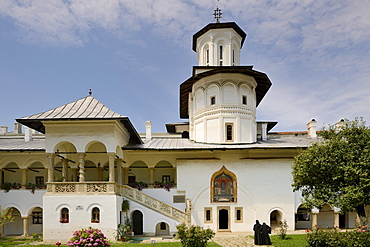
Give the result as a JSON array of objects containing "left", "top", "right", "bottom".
[
  {"left": 305, "top": 229, "right": 310, "bottom": 233},
  {"left": 56, "top": 242, "right": 61, "bottom": 246}
]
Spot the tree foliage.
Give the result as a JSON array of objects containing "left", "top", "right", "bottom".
[
  {"left": 0, "top": 206, "right": 14, "bottom": 227},
  {"left": 292, "top": 118, "right": 370, "bottom": 218}
]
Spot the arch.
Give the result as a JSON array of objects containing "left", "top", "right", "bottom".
[
  {"left": 0, "top": 157, "right": 20, "bottom": 169},
  {"left": 29, "top": 207, "right": 43, "bottom": 235},
  {"left": 54, "top": 141, "right": 77, "bottom": 153},
  {"left": 132, "top": 210, "right": 143, "bottom": 235},
  {"left": 269, "top": 209, "right": 283, "bottom": 227},
  {"left": 195, "top": 88, "right": 205, "bottom": 111},
  {"left": 222, "top": 82, "right": 237, "bottom": 104},
  {"left": 4, "top": 207, "right": 22, "bottom": 236},
  {"left": 85, "top": 141, "right": 107, "bottom": 153},
  {"left": 23, "top": 157, "right": 46, "bottom": 169},
  {"left": 317, "top": 204, "right": 334, "bottom": 228},
  {"left": 206, "top": 84, "right": 220, "bottom": 106},
  {"left": 60, "top": 207, "right": 69, "bottom": 223},
  {"left": 295, "top": 204, "right": 311, "bottom": 229},
  {"left": 2, "top": 162, "right": 21, "bottom": 184},
  {"left": 129, "top": 161, "right": 149, "bottom": 186},
  {"left": 156, "top": 222, "right": 170, "bottom": 235},
  {"left": 210, "top": 166, "right": 237, "bottom": 203},
  {"left": 91, "top": 207, "right": 100, "bottom": 223}
]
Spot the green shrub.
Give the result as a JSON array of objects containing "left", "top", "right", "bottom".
[
  {"left": 276, "top": 219, "right": 288, "bottom": 239},
  {"left": 306, "top": 225, "right": 370, "bottom": 247},
  {"left": 176, "top": 223, "right": 215, "bottom": 247}
]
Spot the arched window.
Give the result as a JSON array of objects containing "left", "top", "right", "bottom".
[
  {"left": 60, "top": 208, "right": 69, "bottom": 223},
  {"left": 219, "top": 45, "right": 223, "bottom": 66},
  {"left": 211, "top": 166, "right": 237, "bottom": 203},
  {"left": 91, "top": 207, "right": 100, "bottom": 223},
  {"left": 226, "top": 124, "right": 233, "bottom": 142}
]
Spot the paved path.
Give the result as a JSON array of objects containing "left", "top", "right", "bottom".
[{"left": 213, "top": 233, "right": 254, "bottom": 247}]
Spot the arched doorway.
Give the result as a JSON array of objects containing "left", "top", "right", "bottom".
[
  {"left": 4, "top": 207, "right": 22, "bottom": 236},
  {"left": 156, "top": 222, "right": 170, "bottom": 235},
  {"left": 218, "top": 207, "right": 229, "bottom": 231},
  {"left": 270, "top": 209, "right": 283, "bottom": 228},
  {"left": 132, "top": 210, "right": 143, "bottom": 235}
]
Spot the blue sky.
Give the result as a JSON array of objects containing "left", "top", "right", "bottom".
[{"left": 1, "top": 0, "right": 369, "bottom": 133}]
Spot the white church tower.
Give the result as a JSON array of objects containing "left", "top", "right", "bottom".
[{"left": 179, "top": 7, "right": 272, "bottom": 144}]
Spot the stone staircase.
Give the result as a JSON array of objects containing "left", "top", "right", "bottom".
[{"left": 115, "top": 184, "right": 188, "bottom": 223}]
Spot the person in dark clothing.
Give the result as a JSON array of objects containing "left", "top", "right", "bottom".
[
  {"left": 253, "top": 220, "right": 262, "bottom": 245},
  {"left": 261, "top": 222, "right": 272, "bottom": 245}
]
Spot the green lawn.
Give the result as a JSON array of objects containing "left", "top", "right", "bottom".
[
  {"left": 271, "top": 234, "right": 307, "bottom": 247},
  {"left": 0, "top": 237, "right": 222, "bottom": 247},
  {"left": 1, "top": 235, "right": 310, "bottom": 247}
]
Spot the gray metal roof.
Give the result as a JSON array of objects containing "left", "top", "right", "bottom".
[
  {"left": 15, "top": 96, "right": 142, "bottom": 144},
  {"left": 123, "top": 137, "right": 317, "bottom": 150},
  {"left": 0, "top": 138, "right": 45, "bottom": 151},
  {"left": 0, "top": 136, "right": 316, "bottom": 152},
  {"left": 18, "top": 95, "right": 125, "bottom": 120}
]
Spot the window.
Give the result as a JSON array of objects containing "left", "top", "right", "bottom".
[
  {"left": 211, "top": 96, "right": 216, "bottom": 105},
  {"left": 206, "top": 49, "right": 209, "bottom": 65},
  {"left": 32, "top": 210, "right": 42, "bottom": 224},
  {"left": 226, "top": 124, "right": 233, "bottom": 142},
  {"left": 235, "top": 207, "right": 243, "bottom": 223},
  {"left": 242, "top": 95, "right": 247, "bottom": 105},
  {"left": 162, "top": 175, "right": 170, "bottom": 183},
  {"left": 232, "top": 49, "right": 235, "bottom": 66},
  {"left": 35, "top": 176, "right": 44, "bottom": 185},
  {"left": 204, "top": 207, "right": 212, "bottom": 223},
  {"left": 219, "top": 45, "right": 223, "bottom": 66},
  {"left": 60, "top": 208, "right": 69, "bottom": 223},
  {"left": 91, "top": 207, "right": 100, "bottom": 223}
]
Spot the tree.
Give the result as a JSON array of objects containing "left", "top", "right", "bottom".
[
  {"left": 0, "top": 206, "right": 14, "bottom": 227},
  {"left": 292, "top": 118, "right": 370, "bottom": 220}
]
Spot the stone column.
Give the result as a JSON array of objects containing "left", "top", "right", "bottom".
[
  {"left": 21, "top": 169, "right": 28, "bottom": 188},
  {"left": 61, "top": 159, "right": 69, "bottom": 182},
  {"left": 173, "top": 167, "right": 177, "bottom": 184},
  {"left": 108, "top": 153, "right": 115, "bottom": 183},
  {"left": 78, "top": 153, "right": 86, "bottom": 182},
  {"left": 97, "top": 167, "right": 104, "bottom": 181},
  {"left": 22, "top": 216, "right": 30, "bottom": 237},
  {"left": 311, "top": 208, "right": 319, "bottom": 229},
  {"left": 123, "top": 167, "right": 129, "bottom": 185},
  {"left": 333, "top": 207, "right": 341, "bottom": 228},
  {"left": 149, "top": 167, "right": 154, "bottom": 188},
  {"left": 47, "top": 154, "right": 55, "bottom": 182},
  {"left": 71, "top": 168, "right": 78, "bottom": 182},
  {"left": 117, "top": 159, "right": 123, "bottom": 184}
]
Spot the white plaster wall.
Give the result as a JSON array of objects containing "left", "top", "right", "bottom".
[
  {"left": 129, "top": 201, "right": 181, "bottom": 236},
  {"left": 44, "top": 120, "right": 129, "bottom": 153},
  {"left": 43, "top": 194, "right": 120, "bottom": 243},
  {"left": 177, "top": 158, "right": 296, "bottom": 232},
  {"left": 206, "top": 118, "right": 219, "bottom": 143},
  {"left": 196, "top": 28, "right": 243, "bottom": 66},
  {"left": 0, "top": 190, "right": 45, "bottom": 216}
]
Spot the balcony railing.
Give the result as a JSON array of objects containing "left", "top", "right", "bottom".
[{"left": 46, "top": 182, "right": 187, "bottom": 223}]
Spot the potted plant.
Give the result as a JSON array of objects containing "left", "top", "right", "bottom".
[
  {"left": 154, "top": 181, "right": 163, "bottom": 188},
  {"left": 26, "top": 182, "right": 37, "bottom": 194},
  {"left": 134, "top": 181, "right": 148, "bottom": 191},
  {"left": 11, "top": 182, "right": 22, "bottom": 190},
  {"left": 91, "top": 218, "right": 100, "bottom": 223},
  {"left": 116, "top": 222, "right": 132, "bottom": 241},
  {"left": 1, "top": 182, "right": 12, "bottom": 192},
  {"left": 59, "top": 217, "right": 69, "bottom": 223}
]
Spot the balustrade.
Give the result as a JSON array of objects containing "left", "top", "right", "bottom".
[{"left": 46, "top": 182, "right": 186, "bottom": 222}]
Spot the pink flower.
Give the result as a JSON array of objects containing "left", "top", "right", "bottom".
[{"left": 362, "top": 230, "right": 366, "bottom": 232}]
